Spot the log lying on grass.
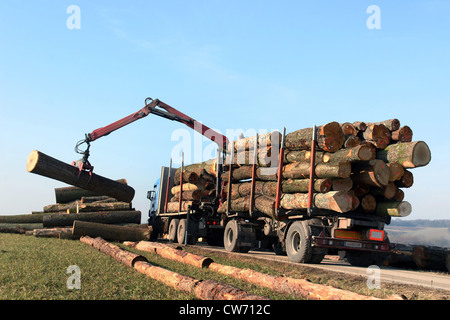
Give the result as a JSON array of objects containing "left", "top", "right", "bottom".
[
  {"left": 73, "top": 220, "right": 151, "bottom": 242},
  {"left": 81, "top": 236, "right": 267, "bottom": 300},
  {"left": 42, "top": 210, "right": 141, "bottom": 227},
  {"left": 27, "top": 150, "right": 135, "bottom": 203}
]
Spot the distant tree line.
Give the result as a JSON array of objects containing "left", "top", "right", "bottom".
[{"left": 390, "top": 219, "right": 450, "bottom": 228}]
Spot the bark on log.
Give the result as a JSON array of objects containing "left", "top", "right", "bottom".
[
  {"left": 282, "top": 161, "right": 351, "bottom": 179},
  {"left": 173, "top": 171, "right": 200, "bottom": 185},
  {"left": 412, "top": 245, "right": 449, "bottom": 272},
  {"left": 218, "top": 195, "right": 276, "bottom": 218},
  {"left": 324, "top": 145, "right": 373, "bottom": 163},
  {"left": 73, "top": 220, "right": 151, "bottom": 242},
  {"left": 166, "top": 201, "right": 195, "bottom": 213},
  {"left": 285, "top": 122, "right": 345, "bottom": 152},
  {"left": 331, "top": 178, "right": 353, "bottom": 192},
  {"left": 233, "top": 146, "right": 277, "bottom": 167},
  {"left": 32, "top": 227, "right": 75, "bottom": 239},
  {"left": 375, "top": 201, "right": 412, "bottom": 217},
  {"left": 130, "top": 241, "right": 213, "bottom": 268},
  {"left": 42, "top": 210, "right": 141, "bottom": 227},
  {"left": 80, "top": 236, "right": 147, "bottom": 268},
  {"left": 229, "top": 131, "right": 282, "bottom": 151},
  {"left": 174, "top": 160, "right": 217, "bottom": 178},
  {"left": 0, "top": 213, "right": 52, "bottom": 224},
  {"left": 54, "top": 179, "right": 128, "bottom": 204},
  {"left": 367, "top": 119, "right": 400, "bottom": 131},
  {"left": 353, "top": 159, "right": 390, "bottom": 187},
  {"left": 131, "top": 241, "right": 378, "bottom": 300},
  {"left": 81, "top": 196, "right": 115, "bottom": 203},
  {"left": 391, "top": 126, "right": 413, "bottom": 142},
  {"left": 27, "top": 151, "right": 135, "bottom": 203},
  {"left": 280, "top": 191, "right": 353, "bottom": 213},
  {"left": 362, "top": 124, "right": 391, "bottom": 149},
  {"left": 352, "top": 121, "right": 367, "bottom": 131},
  {"left": 384, "top": 244, "right": 418, "bottom": 269},
  {"left": 44, "top": 201, "right": 131, "bottom": 213},
  {"left": 376, "top": 141, "right": 431, "bottom": 168},
  {"left": 284, "top": 150, "right": 325, "bottom": 164},
  {"left": 283, "top": 178, "right": 332, "bottom": 193}
]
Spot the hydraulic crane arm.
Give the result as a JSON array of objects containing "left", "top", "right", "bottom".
[{"left": 74, "top": 97, "right": 229, "bottom": 171}]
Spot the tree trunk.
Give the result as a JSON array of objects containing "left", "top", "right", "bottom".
[
  {"left": 283, "top": 178, "right": 332, "bottom": 193},
  {"left": 391, "top": 126, "right": 413, "bottom": 142},
  {"left": 412, "top": 245, "right": 449, "bottom": 272},
  {"left": 42, "top": 210, "right": 141, "bottom": 227},
  {"left": 323, "top": 145, "right": 373, "bottom": 163},
  {"left": 80, "top": 236, "right": 147, "bottom": 268},
  {"left": 353, "top": 159, "right": 390, "bottom": 187},
  {"left": 166, "top": 201, "right": 195, "bottom": 213},
  {"left": 54, "top": 179, "right": 128, "bottom": 204},
  {"left": 81, "top": 196, "right": 115, "bottom": 203},
  {"left": 173, "top": 171, "right": 200, "bottom": 185},
  {"left": 171, "top": 190, "right": 214, "bottom": 201},
  {"left": 283, "top": 161, "right": 351, "bottom": 179},
  {"left": 130, "top": 241, "right": 213, "bottom": 269},
  {"left": 343, "top": 135, "right": 361, "bottom": 149},
  {"left": 376, "top": 141, "right": 431, "bottom": 168},
  {"left": 0, "top": 213, "right": 52, "bottom": 224},
  {"left": 73, "top": 220, "right": 151, "bottom": 242},
  {"left": 375, "top": 201, "right": 411, "bottom": 217},
  {"left": 366, "top": 119, "right": 400, "bottom": 131},
  {"left": 229, "top": 131, "right": 282, "bottom": 151},
  {"left": 340, "top": 122, "right": 359, "bottom": 136},
  {"left": 32, "top": 227, "right": 75, "bottom": 239},
  {"left": 362, "top": 124, "right": 391, "bottom": 149},
  {"left": 284, "top": 150, "right": 324, "bottom": 164},
  {"left": 27, "top": 151, "right": 135, "bottom": 203},
  {"left": 331, "top": 178, "right": 353, "bottom": 192},
  {"left": 387, "top": 162, "right": 405, "bottom": 182},
  {"left": 280, "top": 191, "right": 353, "bottom": 213},
  {"left": 395, "top": 169, "right": 413, "bottom": 188},
  {"left": 370, "top": 182, "right": 398, "bottom": 200},
  {"left": 360, "top": 194, "right": 376, "bottom": 213},
  {"left": 233, "top": 146, "right": 277, "bottom": 167},
  {"left": 285, "top": 122, "right": 345, "bottom": 152},
  {"left": 218, "top": 195, "right": 276, "bottom": 218}
]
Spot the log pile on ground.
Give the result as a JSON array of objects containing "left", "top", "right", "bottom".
[
  {"left": 217, "top": 120, "right": 430, "bottom": 219},
  {"left": 165, "top": 161, "right": 217, "bottom": 213},
  {"left": 1, "top": 180, "right": 149, "bottom": 241},
  {"left": 385, "top": 244, "right": 450, "bottom": 272}
]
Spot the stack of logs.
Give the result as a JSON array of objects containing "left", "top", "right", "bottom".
[
  {"left": 214, "top": 119, "right": 430, "bottom": 219},
  {"left": 0, "top": 181, "right": 150, "bottom": 241},
  {"left": 165, "top": 163, "right": 217, "bottom": 212}
]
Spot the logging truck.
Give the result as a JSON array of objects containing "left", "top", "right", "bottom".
[
  {"left": 147, "top": 160, "right": 393, "bottom": 267},
  {"left": 48, "top": 97, "right": 428, "bottom": 267}
]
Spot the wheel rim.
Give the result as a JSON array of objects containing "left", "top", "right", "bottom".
[
  {"left": 226, "top": 228, "right": 234, "bottom": 245},
  {"left": 290, "top": 230, "right": 301, "bottom": 254}
]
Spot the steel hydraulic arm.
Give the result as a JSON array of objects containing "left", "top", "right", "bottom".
[{"left": 73, "top": 97, "right": 229, "bottom": 172}]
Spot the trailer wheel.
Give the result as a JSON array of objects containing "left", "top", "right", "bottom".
[
  {"left": 168, "top": 218, "right": 179, "bottom": 243},
  {"left": 177, "top": 219, "right": 196, "bottom": 245},
  {"left": 285, "top": 221, "right": 312, "bottom": 263},
  {"left": 223, "top": 220, "right": 252, "bottom": 253}
]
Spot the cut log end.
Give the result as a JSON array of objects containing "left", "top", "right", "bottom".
[
  {"left": 411, "top": 141, "right": 431, "bottom": 168},
  {"left": 26, "top": 150, "right": 40, "bottom": 172}
]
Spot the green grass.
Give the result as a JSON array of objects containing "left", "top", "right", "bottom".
[
  {"left": 0, "top": 234, "right": 192, "bottom": 300},
  {"left": 1, "top": 233, "right": 449, "bottom": 300}
]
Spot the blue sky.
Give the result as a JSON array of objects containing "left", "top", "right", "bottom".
[{"left": 0, "top": 1, "right": 449, "bottom": 221}]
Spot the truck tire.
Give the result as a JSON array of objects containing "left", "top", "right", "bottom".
[
  {"left": 168, "top": 218, "right": 179, "bottom": 243},
  {"left": 177, "top": 219, "right": 197, "bottom": 245},
  {"left": 223, "top": 220, "right": 252, "bottom": 253},
  {"left": 285, "top": 220, "right": 312, "bottom": 263}
]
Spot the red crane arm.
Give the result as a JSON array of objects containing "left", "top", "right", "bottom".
[{"left": 87, "top": 98, "right": 229, "bottom": 150}]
